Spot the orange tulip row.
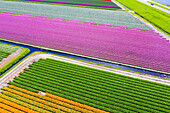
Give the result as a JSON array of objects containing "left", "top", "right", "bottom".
[
  {"left": 46, "top": 93, "right": 109, "bottom": 113},
  {"left": 1, "top": 91, "right": 64, "bottom": 113},
  {"left": 0, "top": 94, "right": 47, "bottom": 113},
  {"left": 0, "top": 96, "right": 36, "bottom": 113},
  {"left": 0, "top": 103, "right": 13, "bottom": 113},
  {"left": 0, "top": 107, "right": 12, "bottom": 113},
  {"left": 3, "top": 87, "right": 77, "bottom": 113},
  {"left": 6, "top": 85, "right": 108, "bottom": 113},
  {"left": 7, "top": 85, "right": 97, "bottom": 113}
]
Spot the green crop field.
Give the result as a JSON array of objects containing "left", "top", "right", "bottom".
[{"left": 9, "top": 58, "right": 170, "bottom": 113}]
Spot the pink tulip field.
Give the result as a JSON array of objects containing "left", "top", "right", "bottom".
[{"left": 0, "top": 13, "right": 169, "bottom": 73}]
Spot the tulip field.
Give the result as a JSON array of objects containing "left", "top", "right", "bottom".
[
  {"left": 0, "top": 0, "right": 170, "bottom": 112},
  {"left": 0, "top": 58, "right": 169, "bottom": 112},
  {"left": 0, "top": 1, "right": 150, "bottom": 29},
  {"left": 0, "top": 85, "right": 106, "bottom": 113},
  {"left": 8, "top": 0, "right": 121, "bottom": 10},
  {"left": 0, "top": 13, "right": 169, "bottom": 73}
]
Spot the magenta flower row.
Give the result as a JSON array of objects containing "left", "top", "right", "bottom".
[{"left": 0, "top": 13, "right": 169, "bottom": 72}]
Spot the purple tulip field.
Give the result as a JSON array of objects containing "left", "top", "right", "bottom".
[{"left": 0, "top": 13, "right": 169, "bottom": 73}]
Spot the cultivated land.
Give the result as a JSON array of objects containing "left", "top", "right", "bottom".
[
  {"left": 0, "top": 42, "right": 29, "bottom": 74},
  {"left": 5, "top": 0, "right": 121, "bottom": 10},
  {"left": 0, "top": 1, "right": 150, "bottom": 29},
  {"left": 0, "top": 0, "right": 170, "bottom": 112},
  {"left": 0, "top": 13, "right": 169, "bottom": 74},
  {"left": 0, "top": 52, "right": 170, "bottom": 112},
  {"left": 0, "top": 85, "right": 107, "bottom": 113}
]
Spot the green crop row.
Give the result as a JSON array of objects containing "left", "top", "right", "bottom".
[
  {"left": 27, "top": 62, "right": 170, "bottom": 104},
  {"left": 24, "top": 66, "right": 170, "bottom": 107},
  {"left": 29, "top": 62, "right": 170, "bottom": 99},
  {"left": 8, "top": 58, "right": 170, "bottom": 112},
  {"left": 19, "top": 71, "right": 170, "bottom": 112},
  {"left": 21, "top": 69, "right": 170, "bottom": 110},
  {"left": 116, "top": 0, "right": 170, "bottom": 34},
  {"left": 11, "top": 78, "right": 120, "bottom": 112},
  {"left": 36, "top": 58, "right": 170, "bottom": 90}
]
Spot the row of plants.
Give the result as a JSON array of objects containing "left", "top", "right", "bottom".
[
  {"left": 18, "top": 70, "right": 170, "bottom": 112},
  {"left": 0, "top": 94, "right": 52, "bottom": 113},
  {"left": 23, "top": 66, "right": 170, "bottom": 107},
  {"left": 29, "top": 62, "right": 169, "bottom": 98},
  {"left": 7, "top": 58, "right": 170, "bottom": 112},
  {"left": 28, "top": 61, "right": 170, "bottom": 101},
  {"left": 0, "top": 84, "right": 107, "bottom": 113},
  {"left": 0, "top": 95, "right": 37, "bottom": 113},
  {"left": 5, "top": 85, "right": 106, "bottom": 113},
  {"left": 37, "top": 58, "right": 170, "bottom": 89}
]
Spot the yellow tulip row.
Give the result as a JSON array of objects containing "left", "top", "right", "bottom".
[
  {"left": 1, "top": 91, "right": 65, "bottom": 113},
  {"left": 0, "top": 107, "right": 12, "bottom": 113},
  {"left": 8, "top": 85, "right": 103, "bottom": 113},
  {"left": 0, "top": 96, "right": 36, "bottom": 113},
  {"left": 0, "top": 94, "right": 48, "bottom": 113},
  {"left": 3, "top": 87, "right": 78, "bottom": 113}
]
